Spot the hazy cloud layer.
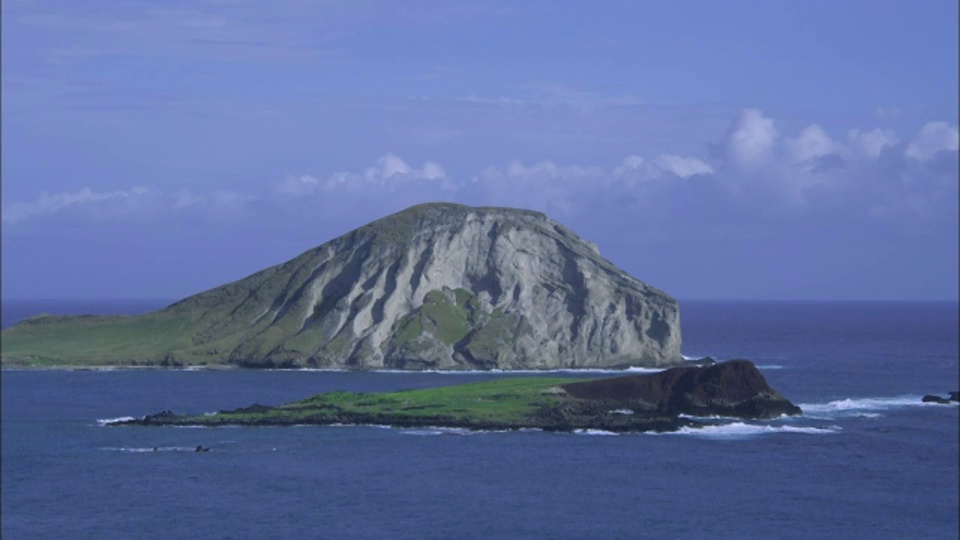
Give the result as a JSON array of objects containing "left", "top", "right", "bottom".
[{"left": 4, "top": 110, "right": 956, "bottom": 228}]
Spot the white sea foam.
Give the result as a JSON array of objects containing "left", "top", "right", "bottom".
[
  {"left": 402, "top": 429, "right": 445, "bottom": 436},
  {"left": 798, "top": 395, "right": 942, "bottom": 418},
  {"left": 101, "top": 446, "right": 199, "bottom": 453},
  {"left": 663, "top": 422, "right": 840, "bottom": 439},
  {"left": 96, "top": 416, "right": 138, "bottom": 426},
  {"left": 573, "top": 429, "right": 619, "bottom": 436},
  {"left": 400, "top": 427, "right": 507, "bottom": 436}
]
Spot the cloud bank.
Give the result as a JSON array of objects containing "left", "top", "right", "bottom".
[{"left": 4, "top": 110, "right": 956, "bottom": 228}]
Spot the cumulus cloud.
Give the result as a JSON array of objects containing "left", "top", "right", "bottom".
[
  {"left": 714, "top": 108, "right": 779, "bottom": 171},
  {"left": 847, "top": 128, "right": 899, "bottom": 158},
  {"left": 614, "top": 155, "right": 713, "bottom": 182},
  {"left": 278, "top": 154, "right": 447, "bottom": 196},
  {"left": 706, "top": 110, "right": 959, "bottom": 215},
  {"left": 7, "top": 114, "right": 958, "bottom": 229},
  {"left": 468, "top": 160, "right": 605, "bottom": 213},
  {"left": 785, "top": 124, "right": 841, "bottom": 166},
  {"left": 905, "top": 121, "right": 959, "bottom": 161}
]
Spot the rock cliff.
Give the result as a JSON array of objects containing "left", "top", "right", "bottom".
[{"left": 2, "top": 202, "right": 683, "bottom": 369}]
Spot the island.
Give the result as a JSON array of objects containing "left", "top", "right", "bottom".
[
  {"left": 3, "top": 202, "right": 682, "bottom": 371},
  {"left": 113, "top": 360, "right": 803, "bottom": 433}
]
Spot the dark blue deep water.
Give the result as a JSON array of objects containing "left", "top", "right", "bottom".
[{"left": 2, "top": 300, "right": 958, "bottom": 539}]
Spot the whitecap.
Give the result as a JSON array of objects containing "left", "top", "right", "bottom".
[
  {"left": 798, "top": 395, "right": 941, "bottom": 418},
  {"left": 401, "top": 429, "right": 445, "bottom": 436},
  {"left": 101, "top": 446, "right": 198, "bottom": 453},
  {"left": 573, "top": 429, "right": 619, "bottom": 436},
  {"left": 400, "top": 427, "right": 481, "bottom": 435},
  {"left": 96, "top": 416, "right": 138, "bottom": 426},
  {"left": 662, "top": 422, "right": 840, "bottom": 439}
]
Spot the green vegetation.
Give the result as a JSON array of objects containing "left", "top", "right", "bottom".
[
  {"left": 391, "top": 288, "right": 479, "bottom": 348},
  {"left": 117, "top": 374, "right": 699, "bottom": 433},
  {"left": 206, "top": 377, "right": 570, "bottom": 426}
]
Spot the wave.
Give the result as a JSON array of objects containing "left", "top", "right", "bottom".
[
  {"left": 100, "top": 446, "right": 200, "bottom": 453},
  {"left": 96, "top": 416, "right": 138, "bottom": 426},
  {"left": 664, "top": 422, "right": 841, "bottom": 439},
  {"left": 756, "top": 364, "right": 785, "bottom": 370},
  {"left": 798, "top": 395, "right": 950, "bottom": 418},
  {"left": 573, "top": 429, "right": 619, "bottom": 436}
]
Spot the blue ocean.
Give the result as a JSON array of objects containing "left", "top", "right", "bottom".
[{"left": 2, "top": 299, "right": 958, "bottom": 539}]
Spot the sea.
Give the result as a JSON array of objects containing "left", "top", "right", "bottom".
[{"left": 2, "top": 299, "right": 958, "bottom": 539}]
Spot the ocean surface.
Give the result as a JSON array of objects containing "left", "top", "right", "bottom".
[{"left": 2, "top": 299, "right": 958, "bottom": 539}]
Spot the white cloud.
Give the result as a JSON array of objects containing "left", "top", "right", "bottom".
[
  {"left": 847, "top": 128, "right": 899, "bottom": 158},
  {"left": 785, "top": 124, "right": 841, "bottom": 165},
  {"left": 278, "top": 154, "right": 448, "bottom": 196},
  {"left": 905, "top": 121, "right": 959, "bottom": 161},
  {"left": 3, "top": 186, "right": 256, "bottom": 226},
  {"left": 8, "top": 112, "right": 958, "bottom": 228},
  {"left": 615, "top": 155, "right": 713, "bottom": 181},
  {"left": 1, "top": 186, "right": 158, "bottom": 225},
  {"left": 470, "top": 160, "right": 605, "bottom": 213},
  {"left": 277, "top": 174, "right": 322, "bottom": 196},
  {"left": 174, "top": 189, "right": 257, "bottom": 219},
  {"left": 716, "top": 108, "right": 779, "bottom": 171},
  {"left": 708, "top": 110, "right": 959, "bottom": 211}
]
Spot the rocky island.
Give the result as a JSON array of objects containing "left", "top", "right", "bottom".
[
  {"left": 3, "top": 202, "right": 682, "bottom": 370},
  {"left": 114, "top": 360, "right": 803, "bottom": 433}
]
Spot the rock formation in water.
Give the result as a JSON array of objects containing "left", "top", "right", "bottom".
[
  {"left": 562, "top": 360, "right": 802, "bottom": 419},
  {"left": 2, "top": 202, "right": 683, "bottom": 370}
]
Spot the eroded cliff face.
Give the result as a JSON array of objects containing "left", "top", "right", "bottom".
[{"left": 158, "top": 203, "right": 682, "bottom": 369}]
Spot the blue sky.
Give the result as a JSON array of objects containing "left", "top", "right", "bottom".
[{"left": 2, "top": 0, "right": 958, "bottom": 301}]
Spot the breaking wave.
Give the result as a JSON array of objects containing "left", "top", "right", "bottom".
[
  {"left": 798, "top": 395, "right": 951, "bottom": 418},
  {"left": 573, "top": 429, "right": 619, "bottom": 436},
  {"left": 100, "top": 446, "right": 202, "bottom": 453},
  {"left": 664, "top": 422, "right": 841, "bottom": 439},
  {"left": 96, "top": 416, "right": 138, "bottom": 426}
]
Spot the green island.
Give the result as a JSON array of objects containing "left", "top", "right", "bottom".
[{"left": 115, "top": 360, "right": 804, "bottom": 433}]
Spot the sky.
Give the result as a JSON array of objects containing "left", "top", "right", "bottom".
[{"left": 2, "top": 0, "right": 958, "bottom": 301}]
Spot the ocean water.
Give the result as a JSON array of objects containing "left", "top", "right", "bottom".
[{"left": 2, "top": 300, "right": 958, "bottom": 539}]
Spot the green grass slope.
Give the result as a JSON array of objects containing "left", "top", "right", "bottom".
[{"left": 116, "top": 375, "right": 698, "bottom": 433}]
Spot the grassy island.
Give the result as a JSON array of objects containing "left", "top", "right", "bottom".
[{"left": 115, "top": 361, "right": 803, "bottom": 433}]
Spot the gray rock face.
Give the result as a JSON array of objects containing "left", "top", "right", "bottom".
[{"left": 165, "top": 202, "right": 683, "bottom": 369}]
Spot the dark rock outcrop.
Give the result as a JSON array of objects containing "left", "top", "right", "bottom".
[
  {"left": 922, "top": 394, "right": 952, "bottom": 405},
  {"left": 562, "top": 359, "right": 802, "bottom": 419}
]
